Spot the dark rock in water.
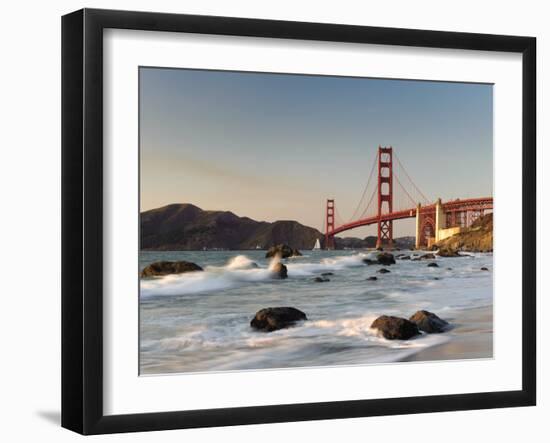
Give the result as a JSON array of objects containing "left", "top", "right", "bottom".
[
  {"left": 321, "top": 272, "right": 334, "bottom": 276},
  {"left": 446, "top": 267, "right": 453, "bottom": 271},
  {"left": 366, "top": 276, "right": 378, "bottom": 281},
  {"left": 265, "top": 244, "right": 302, "bottom": 259},
  {"left": 250, "top": 262, "right": 259, "bottom": 268},
  {"left": 378, "top": 268, "right": 391, "bottom": 274},
  {"left": 250, "top": 307, "right": 307, "bottom": 332},
  {"left": 363, "top": 253, "right": 395, "bottom": 266},
  {"left": 271, "top": 262, "right": 288, "bottom": 279},
  {"left": 313, "top": 277, "right": 330, "bottom": 283},
  {"left": 413, "top": 253, "right": 436, "bottom": 261},
  {"left": 362, "top": 258, "right": 377, "bottom": 265},
  {"left": 437, "top": 247, "right": 463, "bottom": 257},
  {"left": 427, "top": 262, "right": 439, "bottom": 268},
  {"left": 370, "top": 315, "right": 420, "bottom": 340},
  {"left": 140, "top": 260, "right": 203, "bottom": 278},
  {"left": 399, "top": 255, "right": 411, "bottom": 260},
  {"left": 481, "top": 267, "right": 489, "bottom": 271},
  {"left": 433, "top": 277, "right": 440, "bottom": 280},
  {"left": 409, "top": 310, "right": 449, "bottom": 333},
  {"left": 376, "top": 252, "right": 396, "bottom": 265}
]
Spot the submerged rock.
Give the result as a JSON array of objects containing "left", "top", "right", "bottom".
[
  {"left": 140, "top": 260, "right": 203, "bottom": 278},
  {"left": 250, "top": 307, "right": 307, "bottom": 332},
  {"left": 413, "top": 253, "right": 436, "bottom": 261},
  {"left": 370, "top": 315, "right": 420, "bottom": 340},
  {"left": 437, "top": 247, "right": 463, "bottom": 257},
  {"left": 409, "top": 310, "right": 449, "bottom": 333},
  {"left": 481, "top": 267, "right": 489, "bottom": 271},
  {"left": 366, "top": 276, "right": 378, "bottom": 281},
  {"left": 265, "top": 244, "right": 302, "bottom": 259},
  {"left": 427, "top": 262, "right": 439, "bottom": 268},
  {"left": 271, "top": 262, "right": 288, "bottom": 279},
  {"left": 313, "top": 277, "right": 330, "bottom": 283},
  {"left": 363, "top": 252, "right": 396, "bottom": 266},
  {"left": 321, "top": 272, "right": 334, "bottom": 276},
  {"left": 377, "top": 268, "right": 391, "bottom": 274},
  {"left": 399, "top": 255, "right": 411, "bottom": 260},
  {"left": 376, "top": 252, "right": 396, "bottom": 265}
]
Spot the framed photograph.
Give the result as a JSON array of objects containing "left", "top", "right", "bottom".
[{"left": 61, "top": 8, "right": 536, "bottom": 435}]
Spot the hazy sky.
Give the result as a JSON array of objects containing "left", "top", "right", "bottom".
[{"left": 140, "top": 67, "right": 493, "bottom": 237}]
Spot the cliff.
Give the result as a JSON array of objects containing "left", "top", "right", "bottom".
[{"left": 435, "top": 213, "right": 493, "bottom": 252}]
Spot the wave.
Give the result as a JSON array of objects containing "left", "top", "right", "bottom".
[
  {"left": 141, "top": 252, "right": 371, "bottom": 297},
  {"left": 284, "top": 252, "right": 368, "bottom": 276},
  {"left": 224, "top": 255, "right": 258, "bottom": 270},
  {"left": 148, "top": 312, "right": 450, "bottom": 366}
]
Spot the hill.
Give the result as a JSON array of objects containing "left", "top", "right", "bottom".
[
  {"left": 140, "top": 204, "right": 323, "bottom": 250},
  {"left": 141, "top": 203, "right": 419, "bottom": 251},
  {"left": 434, "top": 213, "right": 493, "bottom": 252}
]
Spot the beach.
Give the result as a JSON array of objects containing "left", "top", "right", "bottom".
[{"left": 139, "top": 249, "right": 493, "bottom": 375}]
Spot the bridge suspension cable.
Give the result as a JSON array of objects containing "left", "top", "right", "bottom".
[
  {"left": 357, "top": 185, "right": 378, "bottom": 221},
  {"left": 347, "top": 152, "right": 378, "bottom": 223},
  {"left": 393, "top": 171, "right": 418, "bottom": 209},
  {"left": 393, "top": 153, "right": 430, "bottom": 205},
  {"left": 334, "top": 207, "right": 346, "bottom": 227}
]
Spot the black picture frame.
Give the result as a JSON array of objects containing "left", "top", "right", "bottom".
[{"left": 62, "top": 8, "right": 536, "bottom": 435}]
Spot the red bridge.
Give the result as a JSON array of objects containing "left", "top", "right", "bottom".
[{"left": 324, "top": 146, "right": 493, "bottom": 249}]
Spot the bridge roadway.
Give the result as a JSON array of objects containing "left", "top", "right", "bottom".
[{"left": 329, "top": 197, "right": 493, "bottom": 236}]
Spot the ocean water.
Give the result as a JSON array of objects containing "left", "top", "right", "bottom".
[{"left": 139, "top": 249, "right": 493, "bottom": 375}]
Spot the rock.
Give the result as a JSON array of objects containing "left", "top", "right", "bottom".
[
  {"left": 446, "top": 267, "right": 452, "bottom": 270},
  {"left": 140, "top": 260, "right": 203, "bottom": 278},
  {"left": 250, "top": 307, "right": 307, "bottom": 332},
  {"left": 265, "top": 244, "right": 302, "bottom": 259},
  {"left": 370, "top": 315, "right": 420, "bottom": 340},
  {"left": 409, "top": 310, "right": 449, "bottom": 333},
  {"left": 427, "top": 262, "right": 439, "bottom": 268},
  {"left": 321, "top": 272, "right": 334, "bottom": 276},
  {"left": 433, "top": 277, "right": 440, "bottom": 280},
  {"left": 399, "top": 255, "right": 411, "bottom": 260},
  {"left": 481, "top": 267, "right": 489, "bottom": 271},
  {"left": 437, "top": 247, "right": 463, "bottom": 257},
  {"left": 413, "top": 253, "right": 436, "bottom": 261},
  {"left": 363, "top": 252, "right": 395, "bottom": 266},
  {"left": 366, "top": 276, "right": 378, "bottom": 281},
  {"left": 313, "top": 277, "right": 330, "bottom": 283},
  {"left": 378, "top": 268, "right": 391, "bottom": 274},
  {"left": 271, "top": 262, "right": 288, "bottom": 279},
  {"left": 376, "top": 252, "right": 396, "bottom": 265}
]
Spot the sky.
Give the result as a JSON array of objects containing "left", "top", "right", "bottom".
[{"left": 139, "top": 67, "right": 493, "bottom": 238}]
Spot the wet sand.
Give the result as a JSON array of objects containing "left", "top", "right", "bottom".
[{"left": 402, "top": 304, "right": 493, "bottom": 362}]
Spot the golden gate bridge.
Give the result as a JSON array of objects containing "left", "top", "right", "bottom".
[{"left": 324, "top": 146, "right": 493, "bottom": 249}]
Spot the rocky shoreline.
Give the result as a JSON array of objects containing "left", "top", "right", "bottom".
[{"left": 141, "top": 246, "right": 490, "bottom": 344}]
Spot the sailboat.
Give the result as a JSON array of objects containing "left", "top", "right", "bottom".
[{"left": 312, "top": 238, "right": 321, "bottom": 250}]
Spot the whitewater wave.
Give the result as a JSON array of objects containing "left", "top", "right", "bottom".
[
  {"left": 140, "top": 252, "right": 372, "bottom": 297},
  {"left": 149, "top": 312, "right": 450, "bottom": 365}
]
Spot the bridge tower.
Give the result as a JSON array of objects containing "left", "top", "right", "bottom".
[
  {"left": 376, "top": 146, "right": 394, "bottom": 249},
  {"left": 325, "top": 199, "right": 335, "bottom": 250}
]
